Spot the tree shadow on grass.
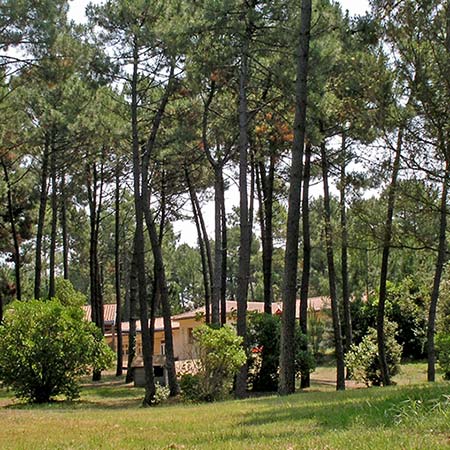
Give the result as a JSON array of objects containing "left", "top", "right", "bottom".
[
  {"left": 1, "top": 382, "right": 146, "bottom": 410},
  {"left": 241, "top": 384, "right": 450, "bottom": 432}
]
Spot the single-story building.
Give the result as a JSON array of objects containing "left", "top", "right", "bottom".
[{"left": 83, "top": 296, "right": 329, "bottom": 364}]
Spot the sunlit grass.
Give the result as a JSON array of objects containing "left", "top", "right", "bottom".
[{"left": 0, "top": 363, "right": 449, "bottom": 449}]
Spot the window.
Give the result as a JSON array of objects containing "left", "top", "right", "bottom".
[
  {"left": 188, "top": 328, "right": 194, "bottom": 344},
  {"left": 160, "top": 341, "right": 166, "bottom": 355}
]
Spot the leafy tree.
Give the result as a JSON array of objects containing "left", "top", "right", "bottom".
[
  {"left": 0, "top": 299, "right": 113, "bottom": 403},
  {"left": 181, "top": 324, "right": 246, "bottom": 402},
  {"left": 345, "top": 320, "right": 402, "bottom": 387}
]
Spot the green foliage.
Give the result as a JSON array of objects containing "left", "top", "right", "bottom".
[
  {"left": 152, "top": 383, "right": 170, "bottom": 405},
  {"left": 53, "top": 277, "right": 86, "bottom": 307},
  {"left": 345, "top": 321, "right": 402, "bottom": 386},
  {"left": 247, "top": 312, "right": 315, "bottom": 391},
  {"left": 178, "top": 373, "right": 202, "bottom": 402},
  {"left": 190, "top": 325, "right": 246, "bottom": 401},
  {"left": 247, "top": 312, "right": 281, "bottom": 391},
  {"left": 351, "top": 277, "right": 428, "bottom": 360},
  {"left": 0, "top": 299, "right": 114, "bottom": 403},
  {"left": 435, "top": 333, "right": 450, "bottom": 380}
]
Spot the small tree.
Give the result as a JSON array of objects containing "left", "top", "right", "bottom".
[
  {"left": 0, "top": 299, "right": 114, "bottom": 403},
  {"left": 345, "top": 321, "right": 402, "bottom": 386},
  {"left": 181, "top": 325, "right": 246, "bottom": 402}
]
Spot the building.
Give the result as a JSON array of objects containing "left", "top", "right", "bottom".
[{"left": 83, "top": 296, "right": 329, "bottom": 364}]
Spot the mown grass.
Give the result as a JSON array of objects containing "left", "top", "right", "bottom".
[{"left": 0, "top": 363, "right": 449, "bottom": 449}]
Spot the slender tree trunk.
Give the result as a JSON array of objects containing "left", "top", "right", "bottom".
[
  {"left": 427, "top": 0, "right": 450, "bottom": 383},
  {"left": 377, "top": 127, "right": 403, "bottom": 387},
  {"left": 60, "top": 171, "right": 69, "bottom": 280},
  {"left": 190, "top": 172, "right": 214, "bottom": 320},
  {"left": 115, "top": 163, "right": 123, "bottom": 377},
  {"left": 219, "top": 171, "right": 227, "bottom": 325},
  {"left": 196, "top": 190, "right": 214, "bottom": 318},
  {"left": 34, "top": 138, "right": 50, "bottom": 300},
  {"left": 1, "top": 160, "right": 21, "bottom": 300},
  {"left": 339, "top": 133, "right": 352, "bottom": 360},
  {"left": 88, "top": 160, "right": 105, "bottom": 382},
  {"left": 126, "top": 240, "right": 138, "bottom": 384},
  {"left": 186, "top": 168, "right": 211, "bottom": 323},
  {"left": 279, "top": 0, "right": 312, "bottom": 395},
  {"left": 235, "top": 20, "right": 252, "bottom": 399},
  {"left": 427, "top": 159, "right": 449, "bottom": 381},
  {"left": 256, "top": 163, "right": 268, "bottom": 307},
  {"left": 321, "top": 141, "right": 345, "bottom": 391},
  {"left": 258, "top": 155, "right": 275, "bottom": 314},
  {"left": 131, "top": 37, "right": 155, "bottom": 405},
  {"left": 299, "top": 143, "right": 312, "bottom": 388},
  {"left": 48, "top": 142, "right": 58, "bottom": 299},
  {"left": 141, "top": 62, "right": 179, "bottom": 397},
  {"left": 212, "top": 167, "right": 222, "bottom": 325}
]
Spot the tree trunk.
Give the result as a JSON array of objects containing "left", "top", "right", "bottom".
[
  {"left": 186, "top": 168, "right": 211, "bottom": 323},
  {"left": 299, "top": 142, "right": 312, "bottom": 388},
  {"left": 427, "top": 0, "right": 450, "bottom": 383},
  {"left": 212, "top": 167, "right": 223, "bottom": 326},
  {"left": 60, "top": 171, "right": 69, "bottom": 280},
  {"left": 141, "top": 62, "right": 179, "bottom": 397},
  {"left": 427, "top": 158, "right": 449, "bottom": 381},
  {"left": 235, "top": 20, "right": 252, "bottom": 399},
  {"left": 258, "top": 155, "right": 275, "bottom": 314},
  {"left": 126, "top": 240, "right": 138, "bottom": 384},
  {"left": 34, "top": 138, "right": 50, "bottom": 300},
  {"left": 48, "top": 142, "right": 58, "bottom": 299},
  {"left": 279, "top": 0, "right": 312, "bottom": 396},
  {"left": 377, "top": 127, "right": 403, "bottom": 387},
  {"left": 1, "top": 159, "right": 21, "bottom": 301},
  {"left": 131, "top": 37, "right": 155, "bottom": 405},
  {"left": 87, "top": 159, "right": 105, "bottom": 382},
  {"left": 339, "top": 133, "right": 352, "bottom": 360},
  {"left": 220, "top": 171, "right": 227, "bottom": 325},
  {"left": 115, "top": 163, "right": 123, "bottom": 377},
  {"left": 320, "top": 141, "right": 345, "bottom": 391}
]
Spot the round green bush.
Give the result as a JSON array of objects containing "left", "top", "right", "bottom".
[
  {"left": 0, "top": 299, "right": 114, "bottom": 403},
  {"left": 190, "top": 325, "right": 246, "bottom": 401},
  {"left": 345, "top": 320, "right": 402, "bottom": 386}
]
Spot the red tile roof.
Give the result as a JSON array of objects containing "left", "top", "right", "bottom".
[
  {"left": 82, "top": 304, "right": 117, "bottom": 324},
  {"left": 121, "top": 318, "right": 180, "bottom": 333},
  {"left": 171, "top": 297, "right": 330, "bottom": 321}
]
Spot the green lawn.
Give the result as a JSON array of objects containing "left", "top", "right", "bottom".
[{"left": 0, "top": 363, "right": 449, "bottom": 449}]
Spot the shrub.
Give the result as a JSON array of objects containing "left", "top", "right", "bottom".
[
  {"left": 189, "top": 325, "right": 246, "bottom": 401},
  {"left": 436, "top": 332, "right": 450, "bottom": 380},
  {"left": 152, "top": 383, "right": 170, "bottom": 405},
  {"left": 0, "top": 299, "right": 114, "bottom": 403},
  {"left": 247, "top": 312, "right": 315, "bottom": 391},
  {"left": 351, "top": 278, "right": 428, "bottom": 360},
  {"left": 247, "top": 312, "right": 280, "bottom": 391},
  {"left": 179, "top": 373, "right": 201, "bottom": 402},
  {"left": 345, "top": 320, "right": 402, "bottom": 386}
]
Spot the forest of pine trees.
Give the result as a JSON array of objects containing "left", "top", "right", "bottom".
[{"left": 0, "top": 0, "right": 449, "bottom": 403}]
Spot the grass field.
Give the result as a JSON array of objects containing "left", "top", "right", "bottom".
[{"left": 0, "top": 363, "right": 449, "bottom": 449}]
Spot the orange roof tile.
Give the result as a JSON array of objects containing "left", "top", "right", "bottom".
[
  {"left": 171, "top": 297, "right": 330, "bottom": 321},
  {"left": 82, "top": 304, "right": 117, "bottom": 324}
]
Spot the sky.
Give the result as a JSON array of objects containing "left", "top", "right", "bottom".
[{"left": 66, "top": 0, "right": 371, "bottom": 246}]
